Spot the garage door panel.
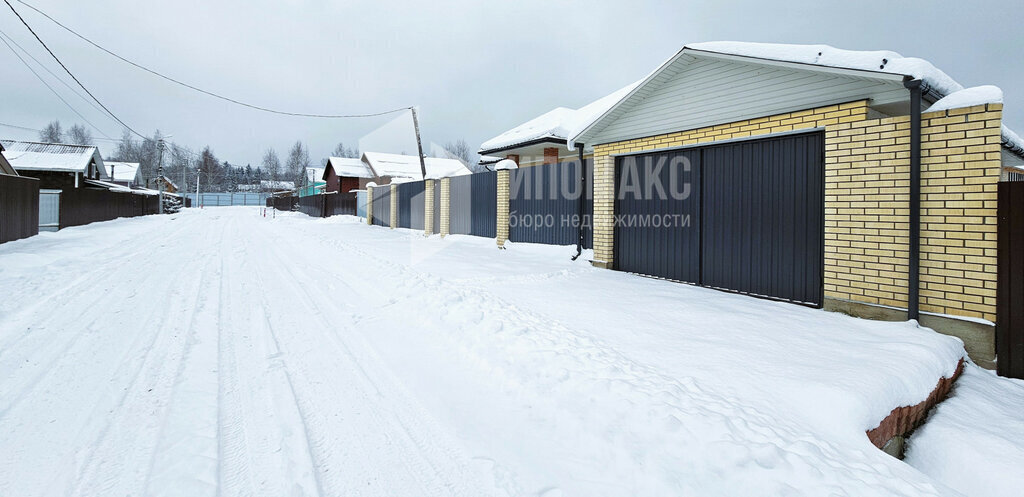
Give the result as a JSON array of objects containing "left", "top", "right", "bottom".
[
  {"left": 701, "top": 133, "right": 823, "bottom": 305},
  {"left": 613, "top": 132, "right": 824, "bottom": 306},
  {"left": 614, "top": 149, "right": 701, "bottom": 283}
]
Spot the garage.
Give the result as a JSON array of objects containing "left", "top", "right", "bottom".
[{"left": 614, "top": 131, "right": 824, "bottom": 306}]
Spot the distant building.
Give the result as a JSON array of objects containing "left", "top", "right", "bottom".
[
  {"left": 104, "top": 161, "right": 141, "bottom": 187},
  {"left": 147, "top": 175, "right": 179, "bottom": 194},
  {"left": 359, "top": 152, "right": 471, "bottom": 185},
  {"left": 323, "top": 157, "right": 374, "bottom": 193},
  {"left": 0, "top": 140, "right": 107, "bottom": 189},
  {"left": 0, "top": 142, "right": 17, "bottom": 176},
  {"left": 298, "top": 166, "right": 326, "bottom": 197}
]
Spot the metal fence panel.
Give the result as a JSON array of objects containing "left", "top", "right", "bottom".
[
  {"left": 432, "top": 180, "right": 441, "bottom": 234},
  {"left": 449, "top": 172, "right": 497, "bottom": 238},
  {"left": 0, "top": 174, "right": 40, "bottom": 243},
  {"left": 298, "top": 195, "right": 325, "bottom": 217},
  {"left": 325, "top": 192, "right": 357, "bottom": 217},
  {"left": 186, "top": 192, "right": 268, "bottom": 206},
  {"left": 39, "top": 189, "right": 60, "bottom": 232},
  {"left": 59, "top": 188, "right": 158, "bottom": 229},
  {"left": 397, "top": 181, "right": 425, "bottom": 230},
  {"left": 509, "top": 160, "right": 592, "bottom": 247},
  {"left": 372, "top": 186, "right": 390, "bottom": 227},
  {"left": 356, "top": 190, "right": 367, "bottom": 218},
  {"left": 998, "top": 181, "right": 1024, "bottom": 379}
]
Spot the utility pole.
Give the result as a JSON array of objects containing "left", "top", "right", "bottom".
[
  {"left": 156, "top": 138, "right": 165, "bottom": 214},
  {"left": 410, "top": 106, "right": 427, "bottom": 180}
]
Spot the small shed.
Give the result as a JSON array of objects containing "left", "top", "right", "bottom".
[{"left": 323, "top": 157, "right": 374, "bottom": 193}]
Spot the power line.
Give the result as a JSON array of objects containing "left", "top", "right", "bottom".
[
  {"left": 0, "top": 30, "right": 111, "bottom": 138},
  {"left": 15, "top": 0, "right": 413, "bottom": 119},
  {"left": 0, "top": 27, "right": 117, "bottom": 132},
  {"left": 3, "top": 0, "right": 144, "bottom": 139}
]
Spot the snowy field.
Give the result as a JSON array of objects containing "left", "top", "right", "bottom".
[{"left": 0, "top": 207, "right": 1018, "bottom": 496}]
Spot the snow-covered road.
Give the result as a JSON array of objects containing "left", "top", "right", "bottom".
[{"left": 0, "top": 207, "right": 976, "bottom": 496}]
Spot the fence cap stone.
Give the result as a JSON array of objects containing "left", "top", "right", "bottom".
[{"left": 494, "top": 159, "right": 518, "bottom": 170}]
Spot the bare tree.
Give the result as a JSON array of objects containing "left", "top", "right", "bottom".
[
  {"left": 285, "top": 141, "right": 310, "bottom": 186},
  {"left": 39, "top": 120, "right": 63, "bottom": 143},
  {"left": 262, "top": 148, "right": 282, "bottom": 185},
  {"left": 444, "top": 139, "right": 481, "bottom": 171},
  {"left": 332, "top": 142, "right": 359, "bottom": 158},
  {"left": 66, "top": 124, "right": 94, "bottom": 146}
]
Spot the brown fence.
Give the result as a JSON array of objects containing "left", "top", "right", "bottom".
[
  {"left": 325, "top": 192, "right": 357, "bottom": 217},
  {"left": 59, "top": 188, "right": 159, "bottom": 229},
  {"left": 298, "top": 195, "right": 324, "bottom": 217},
  {"left": 0, "top": 174, "right": 40, "bottom": 244},
  {"left": 266, "top": 196, "right": 294, "bottom": 211},
  {"left": 998, "top": 181, "right": 1024, "bottom": 379}
]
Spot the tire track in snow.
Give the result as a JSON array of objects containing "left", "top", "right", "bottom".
[{"left": 247, "top": 219, "right": 497, "bottom": 496}]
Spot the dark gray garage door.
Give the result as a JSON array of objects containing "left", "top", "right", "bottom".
[{"left": 614, "top": 132, "right": 824, "bottom": 306}]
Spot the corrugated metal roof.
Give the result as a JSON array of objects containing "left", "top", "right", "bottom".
[{"left": 0, "top": 140, "right": 106, "bottom": 177}]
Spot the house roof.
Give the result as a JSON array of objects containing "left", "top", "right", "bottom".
[
  {"left": 324, "top": 156, "right": 374, "bottom": 179},
  {"left": 305, "top": 166, "right": 326, "bottom": 184},
  {"left": 104, "top": 161, "right": 140, "bottom": 183},
  {"left": 0, "top": 140, "right": 107, "bottom": 178},
  {"left": 0, "top": 142, "right": 16, "bottom": 175},
  {"left": 478, "top": 81, "right": 641, "bottom": 155},
  {"left": 361, "top": 152, "right": 471, "bottom": 180},
  {"left": 567, "top": 42, "right": 1024, "bottom": 156}
]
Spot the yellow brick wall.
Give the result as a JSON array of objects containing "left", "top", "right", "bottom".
[
  {"left": 919, "top": 104, "right": 1002, "bottom": 321},
  {"left": 366, "top": 185, "right": 374, "bottom": 225},
  {"left": 424, "top": 180, "right": 434, "bottom": 235},
  {"left": 590, "top": 100, "right": 1002, "bottom": 322},
  {"left": 389, "top": 184, "right": 398, "bottom": 229},
  {"left": 592, "top": 101, "right": 870, "bottom": 264},
  {"left": 496, "top": 170, "right": 510, "bottom": 247},
  {"left": 440, "top": 178, "right": 450, "bottom": 236}
]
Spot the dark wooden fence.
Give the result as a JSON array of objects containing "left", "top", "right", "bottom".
[
  {"left": 509, "top": 160, "right": 592, "bottom": 248},
  {"left": 266, "top": 196, "right": 294, "bottom": 211},
  {"left": 998, "top": 181, "right": 1024, "bottom": 379},
  {"left": 59, "top": 188, "right": 159, "bottom": 229},
  {"left": 0, "top": 174, "right": 40, "bottom": 244},
  {"left": 325, "top": 192, "right": 357, "bottom": 217},
  {"left": 298, "top": 195, "right": 324, "bottom": 217}
]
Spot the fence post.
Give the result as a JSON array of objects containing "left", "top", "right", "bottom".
[
  {"left": 440, "top": 178, "right": 450, "bottom": 237},
  {"left": 496, "top": 170, "right": 510, "bottom": 248},
  {"left": 424, "top": 180, "right": 434, "bottom": 235},
  {"left": 366, "top": 186, "right": 374, "bottom": 225},
  {"left": 390, "top": 184, "right": 398, "bottom": 229}
]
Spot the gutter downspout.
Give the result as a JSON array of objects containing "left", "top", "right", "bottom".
[
  {"left": 905, "top": 78, "right": 923, "bottom": 321},
  {"left": 572, "top": 143, "right": 586, "bottom": 261}
]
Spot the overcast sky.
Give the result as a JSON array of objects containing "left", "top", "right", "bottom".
[{"left": 1, "top": 0, "right": 1022, "bottom": 166}]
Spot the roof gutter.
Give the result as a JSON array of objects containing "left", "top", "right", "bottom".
[
  {"left": 905, "top": 78, "right": 923, "bottom": 322},
  {"left": 479, "top": 137, "right": 568, "bottom": 156}
]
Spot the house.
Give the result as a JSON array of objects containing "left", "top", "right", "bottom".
[
  {"left": 104, "top": 161, "right": 141, "bottom": 187},
  {"left": 494, "top": 41, "right": 1024, "bottom": 371},
  {"left": 0, "top": 142, "right": 17, "bottom": 176},
  {"left": 298, "top": 166, "right": 326, "bottom": 197},
  {"left": 260, "top": 179, "right": 295, "bottom": 192},
  {"left": 0, "top": 140, "right": 108, "bottom": 188},
  {"left": 478, "top": 82, "right": 639, "bottom": 167},
  {"left": 147, "top": 175, "right": 178, "bottom": 194},
  {"left": 360, "top": 152, "right": 471, "bottom": 183},
  {"left": 323, "top": 157, "right": 375, "bottom": 193}
]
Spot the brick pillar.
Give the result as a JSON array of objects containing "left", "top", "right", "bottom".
[
  {"left": 506, "top": 154, "right": 520, "bottom": 165},
  {"left": 389, "top": 184, "right": 398, "bottom": 229},
  {"left": 440, "top": 177, "right": 451, "bottom": 237},
  {"left": 543, "top": 147, "right": 559, "bottom": 165},
  {"left": 424, "top": 180, "right": 434, "bottom": 235},
  {"left": 591, "top": 153, "right": 615, "bottom": 268},
  {"left": 366, "top": 185, "right": 374, "bottom": 225},
  {"left": 496, "top": 169, "right": 510, "bottom": 248}
]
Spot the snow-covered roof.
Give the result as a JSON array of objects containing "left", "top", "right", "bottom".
[
  {"left": 83, "top": 178, "right": 132, "bottom": 192},
  {"left": 104, "top": 162, "right": 140, "bottom": 183},
  {"left": 325, "top": 157, "right": 374, "bottom": 179},
  {"left": 361, "top": 152, "right": 471, "bottom": 180},
  {"left": 0, "top": 140, "right": 106, "bottom": 178},
  {"left": 0, "top": 144, "right": 16, "bottom": 175},
  {"left": 150, "top": 175, "right": 178, "bottom": 189},
  {"left": 479, "top": 81, "right": 641, "bottom": 154},
  {"left": 927, "top": 85, "right": 1002, "bottom": 113},
  {"left": 261, "top": 180, "right": 295, "bottom": 190}
]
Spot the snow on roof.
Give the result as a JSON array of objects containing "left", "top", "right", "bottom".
[
  {"left": 83, "top": 178, "right": 132, "bottom": 192},
  {"left": 0, "top": 140, "right": 105, "bottom": 177},
  {"left": 563, "top": 41, "right": 1024, "bottom": 155},
  {"left": 361, "top": 152, "right": 471, "bottom": 180},
  {"left": 104, "top": 161, "right": 140, "bottom": 182},
  {"left": 326, "top": 157, "right": 374, "bottom": 179},
  {"left": 479, "top": 80, "right": 641, "bottom": 154},
  {"left": 927, "top": 85, "right": 1003, "bottom": 113},
  {"left": 261, "top": 180, "right": 295, "bottom": 190}
]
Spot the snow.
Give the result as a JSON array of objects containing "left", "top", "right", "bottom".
[
  {"left": 326, "top": 156, "right": 374, "bottom": 178},
  {"left": 493, "top": 158, "right": 517, "bottom": 170},
  {"left": 361, "top": 151, "right": 471, "bottom": 180},
  {"left": 304, "top": 166, "right": 325, "bottom": 183},
  {"left": 82, "top": 178, "right": 133, "bottom": 192},
  {"left": 927, "top": 85, "right": 1003, "bottom": 113},
  {"left": 0, "top": 208, "right": 978, "bottom": 496},
  {"left": 905, "top": 364, "right": 1024, "bottom": 497},
  {"left": 480, "top": 80, "right": 640, "bottom": 153},
  {"left": 0, "top": 140, "right": 106, "bottom": 177},
  {"left": 103, "top": 161, "right": 140, "bottom": 183}
]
